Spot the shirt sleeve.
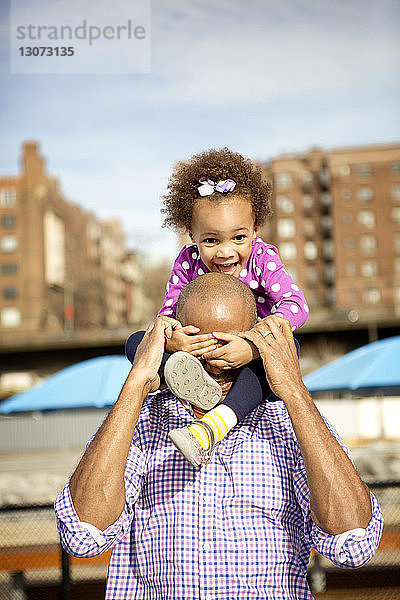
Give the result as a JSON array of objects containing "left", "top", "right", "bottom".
[
  {"left": 309, "top": 492, "right": 383, "bottom": 568},
  {"left": 158, "top": 246, "right": 197, "bottom": 318},
  {"left": 54, "top": 433, "right": 147, "bottom": 558},
  {"left": 257, "top": 243, "right": 309, "bottom": 330},
  {"left": 292, "top": 418, "right": 384, "bottom": 568}
]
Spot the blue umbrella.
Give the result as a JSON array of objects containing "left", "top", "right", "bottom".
[
  {"left": 303, "top": 335, "right": 400, "bottom": 396},
  {"left": 0, "top": 355, "right": 132, "bottom": 413}
]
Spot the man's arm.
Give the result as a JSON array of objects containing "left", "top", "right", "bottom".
[
  {"left": 241, "top": 320, "right": 372, "bottom": 535},
  {"left": 69, "top": 318, "right": 171, "bottom": 531}
]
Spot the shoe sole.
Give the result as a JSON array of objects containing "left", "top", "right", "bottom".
[{"left": 164, "top": 351, "right": 222, "bottom": 410}]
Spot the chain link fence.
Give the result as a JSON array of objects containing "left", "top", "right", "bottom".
[{"left": 0, "top": 482, "right": 399, "bottom": 600}]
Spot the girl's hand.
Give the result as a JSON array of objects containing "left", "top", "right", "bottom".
[
  {"left": 202, "top": 333, "right": 257, "bottom": 369},
  {"left": 165, "top": 325, "right": 217, "bottom": 357},
  {"left": 160, "top": 315, "right": 183, "bottom": 339}
]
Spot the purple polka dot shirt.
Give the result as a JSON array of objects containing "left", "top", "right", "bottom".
[{"left": 159, "top": 237, "right": 309, "bottom": 330}]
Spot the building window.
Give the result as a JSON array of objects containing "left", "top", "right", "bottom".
[
  {"left": 302, "top": 172, "right": 313, "bottom": 185},
  {"left": 343, "top": 212, "right": 354, "bottom": 225},
  {"left": 303, "top": 195, "right": 314, "bottom": 209},
  {"left": 395, "top": 258, "right": 400, "bottom": 275},
  {"left": 44, "top": 211, "right": 66, "bottom": 286},
  {"left": 392, "top": 207, "right": 400, "bottom": 225},
  {"left": 346, "top": 262, "right": 356, "bottom": 276},
  {"left": 1, "top": 235, "right": 18, "bottom": 253},
  {"left": 361, "top": 260, "right": 378, "bottom": 278},
  {"left": 323, "top": 239, "right": 334, "bottom": 259},
  {"left": 391, "top": 162, "right": 400, "bottom": 176},
  {"left": 276, "top": 195, "right": 294, "bottom": 214},
  {"left": 308, "top": 290, "right": 321, "bottom": 306},
  {"left": 364, "top": 287, "right": 381, "bottom": 304},
  {"left": 357, "top": 186, "right": 373, "bottom": 203},
  {"left": 326, "top": 288, "right": 335, "bottom": 305},
  {"left": 1, "top": 307, "right": 21, "bottom": 327},
  {"left": 324, "top": 263, "right": 335, "bottom": 282},
  {"left": 321, "top": 215, "right": 333, "bottom": 229},
  {"left": 0, "top": 189, "right": 17, "bottom": 207},
  {"left": 339, "top": 164, "right": 351, "bottom": 177},
  {"left": 304, "top": 218, "right": 316, "bottom": 237},
  {"left": 395, "top": 233, "right": 400, "bottom": 253},
  {"left": 277, "top": 218, "right": 296, "bottom": 238},
  {"left": 392, "top": 184, "right": 400, "bottom": 202},
  {"left": 320, "top": 165, "right": 331, "bottom": 187},
  {"left": 275, "top": 172, "right": 293, "bottom": 189},
  {"left": 1, "top": 215, "right": 16, "bottom": 229},
  {"left": 357, "top": 164, "right": 372, "bottom": 177},
  {"left": 341, "top": 188, "right": 352, "bottom": 201},
  {"left": 344, "top": 237, "right": 355, "bottom": 249},
  {"left": 304, "top": 241, "right": 318, "bottom": 260},
  {"left": 306, "top": 265, "right": 318, "bottom": 284},
  {"left": 358, "top": 210, "right": 375, "bottom": 229},
  {"left": 1, "top": 263, "right": 19, "bottom": 275},
  {"left": 360, "top": 235, "right": 377, "bottom": 254},
  {"left": 280, "top": 242, "right": 297, "bottom": 261},
  {"left": 320, "top": 192, "right": 332, "bottom": 207},
  {"left": 3, "top": 286, "right": 17, "bottom": 299}
]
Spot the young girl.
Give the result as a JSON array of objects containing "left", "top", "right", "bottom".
[{"left": 126, "top": 147, "right": 308, "bottom": 466}]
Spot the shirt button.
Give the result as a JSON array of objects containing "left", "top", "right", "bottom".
[{"left": 203, "top": 541, "right": 211, "bottom": 551}]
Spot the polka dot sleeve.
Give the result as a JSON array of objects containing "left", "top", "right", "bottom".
[
  {"left": 256, "top": 242, "right": 309, "bottom": 331},
  {"left": 158, "top": 245, "right": 197, "bottom": 318}
]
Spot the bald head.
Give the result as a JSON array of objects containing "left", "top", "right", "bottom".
[{"left": 176, "top": 273, "right": 257, "bottom": 333}]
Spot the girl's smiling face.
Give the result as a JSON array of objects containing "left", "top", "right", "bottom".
[{"left": 189, "top": 196, "right": 257, "bottom": 277}]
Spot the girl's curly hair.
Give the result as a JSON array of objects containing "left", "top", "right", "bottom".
[{"left": 161, "top": 147, "right": 272, "bottom": 231}]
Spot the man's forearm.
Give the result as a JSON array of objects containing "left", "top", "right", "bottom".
[
  {"left": 69, "top": 370, "right": 151, "bottom": 531},
  {"left": 284, "top": 385, "right": 372, "bottom": 535}
]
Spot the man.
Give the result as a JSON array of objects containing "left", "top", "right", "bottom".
[{"left": 55, "top": 273, "right": 383, "bottom": 600}]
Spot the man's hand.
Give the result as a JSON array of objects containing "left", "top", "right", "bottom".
[
  {"left": 132, "top": 317, "right": 174, "bottom": 393},
  {"left": 242, "top": 316, "right": 373, "bottom": 535},
  {"left": 240, "top": 316, "right": 306, "bottom": 402},
  {"left": 165, "top": 321, "right": 217, "bottom": 357},
  {"left": 202, "top": 333, "right": 257, "bottom": 369},
  {"left": 69, "top": 316, "right": 173, "bottom": 530}
]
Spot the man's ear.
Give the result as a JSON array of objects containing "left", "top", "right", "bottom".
[{"left": 253, "top": 226, "right": 258, "bottom": 239}]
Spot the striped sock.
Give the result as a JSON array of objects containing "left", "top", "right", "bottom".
[{"left": 189, "top": 405, "right": 238, "bottom": 450}]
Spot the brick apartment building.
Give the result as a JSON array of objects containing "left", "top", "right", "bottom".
[
  {"left": 0, "top": 141, "right": 141, "bottom": 339},
  {"left": 260, "top": 142, "right": 400, "bottom": 330}
]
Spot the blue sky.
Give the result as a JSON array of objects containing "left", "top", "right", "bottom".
[{"left": 0, "top": 0, "right": 399, "bottom": 261}]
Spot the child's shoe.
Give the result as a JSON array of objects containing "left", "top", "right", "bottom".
[
  {"left": 169, "top": 405, "right": 238, "bottom": 466},
  {"left": 164, "top": 351, "right": 222, "bottom": 411},
  {"left": 168, "top": 420, "right": 216, "bottom": 467}
]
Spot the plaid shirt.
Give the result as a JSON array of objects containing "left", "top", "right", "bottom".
[{"left": 55, "top": 389, "right": 383, "bottom": 600}]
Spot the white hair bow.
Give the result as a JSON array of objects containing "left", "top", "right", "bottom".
[{"left": 197, "top": 178, "right": 236, "bottom": 197}]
